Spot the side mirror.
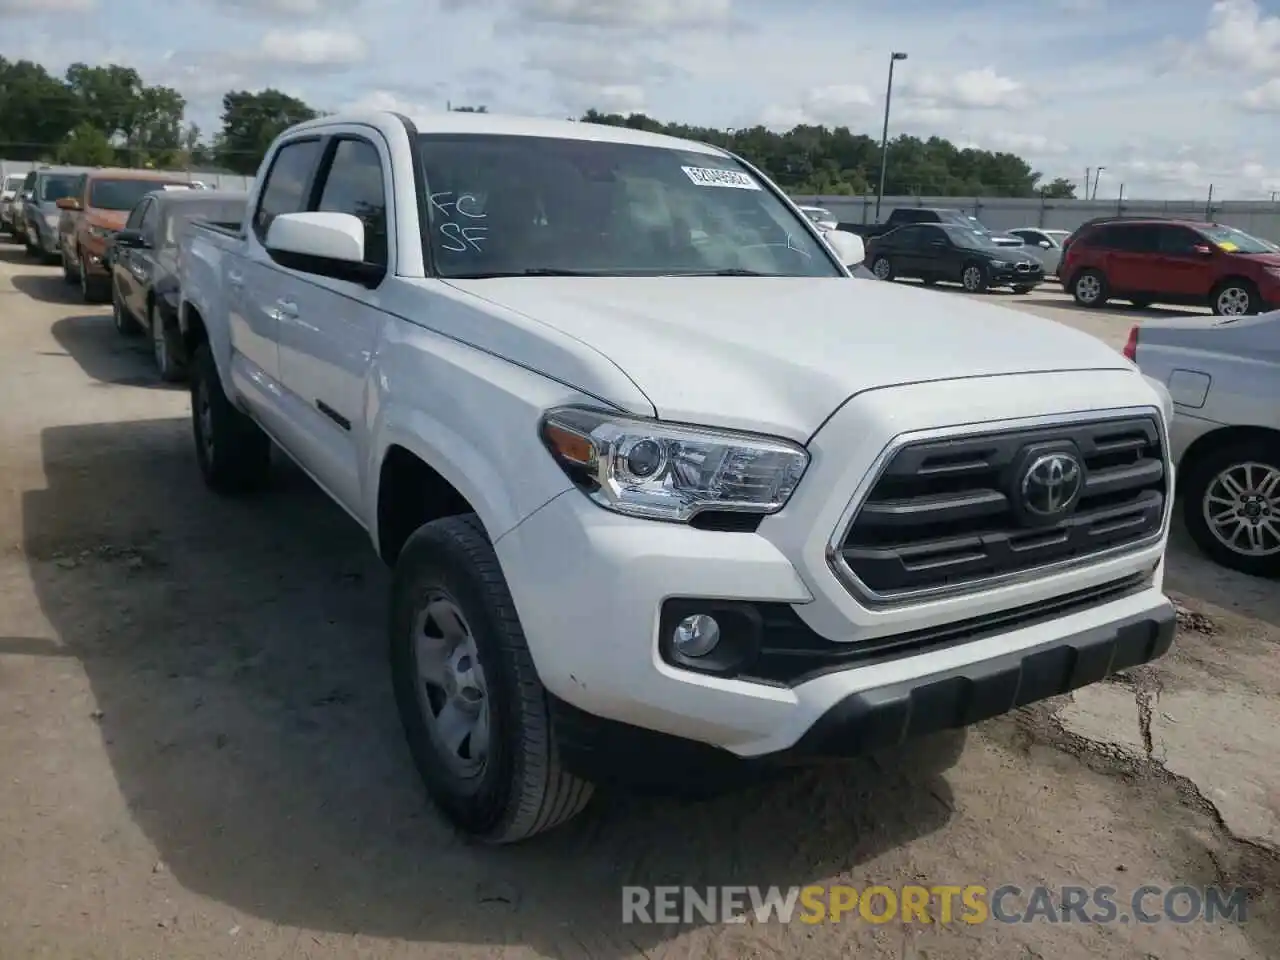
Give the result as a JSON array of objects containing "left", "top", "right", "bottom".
[
  {"left": 265, "top": 211, "right": 382, "bottom": 287},
  {"left": 1039, "top": 240, "right": 1051, "bottom": 248},
  {"left": 1192, "top": 244, "right": 1214, "bottom": 256},
  {"left": 21, "top": 191, "right": 33, "bottom": 203},
  {"left": 55, "top": 197, "right": 81, "bottom": 211},
  {"left": 114, "top": 228, "right": 148, "bottom": 249},
  {"left": 822, "top": 228, "right": 865, "bottom": 267}
]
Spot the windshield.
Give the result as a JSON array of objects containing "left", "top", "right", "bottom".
[
  {"left": 1200, "top": 224, "right": 1275, "bottom": 255},
  {"left": 39, "top": 175, "right": 80, "bottom": 203},
  {"left": 1044, "top": 230, "right": 1069, "bottom": 242},
  {"left": 90, "top": 178, "right": 191, "bottom": 211},
  {"left": 416, "top": 134, "right": 841, "bottom": 278},
  {"left": 3, "top": 175, "right": 22, "bottom": 191},
  {"left": 161, "top": 200, "right": 245, "bottom": 247},
  {"left": 941, "top": 225, "right": 1004, "bottom": 250}
]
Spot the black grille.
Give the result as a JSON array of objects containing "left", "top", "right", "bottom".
[{"left": 838, "top": 416, "right": 1166, "bottom": 599}]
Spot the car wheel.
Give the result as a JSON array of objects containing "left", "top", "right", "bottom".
[
  {"left": 151, "top": 302, "right": 186, "bottom": 383},
  {"left": 24, "top": 239, "right": 38, "bottom": 258},
  {"left": 1182, "top": 437, "right": 1280, "bottom": 577},
  {"left": 1071, "top": 268, "right": 1109, "bottom": 307},
  {"left": 390, "top": 514, "right": 594, "bottom": 843},
  {"left": 79, "top": 255, "right": 104, "bottom": 304},
  {"left": 871, "top": 255, "right": 894, "bottom": 281},
  {"left": 961, "top": 262, "right": 989, "bottom": 293},
  {"left": 190, "top": 342, "right": 271, "bottom": 495},
  {"left": 1212, "top": 280, "right": 1259, "bottom": 317},
  {"left": 111, "top": 281, "right": 141, "bottom": 336},
  {"left": 1012, "top": 284, "right": 1035, "bottom": 294}
]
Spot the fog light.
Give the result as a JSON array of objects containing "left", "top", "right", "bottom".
[{"left": 673, "top": 614, "right": 720, "bottom": 657}]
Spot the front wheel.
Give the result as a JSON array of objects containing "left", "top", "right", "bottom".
[
  {"left": 870, "top": 255, "right": 894, "bottom": 281},
  {"left": 61, "top": 248, "right": 78, "bottom": 285},
  {"left": 1071, "top": 268, "right": 1109, "bottom": 307},
  {"left": 390, "top": 514, "right": 594, "bottom": 843},
  {"left": 1182, "top": 437, "right": 1280, "bottom": 577},
  {"left": 111, "top": 282, "right": 141, "bottom": 336},
  {"left": 190, "top": 343, "right": 271, "bottom": 495},
  {"left": 151, "top": 302, "right": 186, "bottom": 382},
  {"left": 1212, "top": 280, "right": 1260, "bottom": 317},
  {"left": 961, "top": 262, "right": 989, "bottom": 293}
]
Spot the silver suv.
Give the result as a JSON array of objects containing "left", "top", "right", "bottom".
[{"left": 20, "top": 166, "right": 89, "bottom": 260}]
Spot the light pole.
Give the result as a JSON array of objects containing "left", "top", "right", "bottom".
[
  {"left": 875, "top": 51, "right": 908, "bottom": 222},
  {"left": 1091, "top": 166, "right": 1106, "bottom": 200}
]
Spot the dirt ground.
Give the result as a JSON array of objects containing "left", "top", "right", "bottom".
[{"left": 0, "top": 243, "right": 1277, "bottom": 960}]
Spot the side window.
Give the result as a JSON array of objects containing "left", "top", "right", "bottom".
[
  {"left": 140, "top": 198, "right": 160, "bottom": 240},
  {"left": 893, "top": 226, "right": 920, "bottom": 245},
  {"left": 315, "top": 138, "right": 389, "bottom": 267},
  {"left": 253, "top": 138, "right": 322, "bottom": 243},
  {"left": 919, "top": 225, "right": 946, "bottom": 246},
  {"left": 1157, "top": 226, "right": 1201, "bottom": 255},
  {"left": 125, "top": 198, "right": 150, "bottom": 230}
]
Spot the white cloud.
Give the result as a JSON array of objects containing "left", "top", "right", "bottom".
[
  {"left": 758, "top": 84, "right": 874, "bottom": 129},
  {"left": 250, "top": 29, "right": 369, "bottom": 68},
  {"left": 1242, "top": 77, "right": 1280, "bottom": 112},
  {"left": 0, "top": 0, "right": 93, "bottom": 12},
  {"left": 902, "top": 68, "right": 1030, "bottom": 111},
  {"left": 984, "top": 131, "right": 1070, "bottom": 156},
  {"left": 513, "top": 0, "right": 731, "bottom": 28},
  {"left": 1204, "top": 0, "right": 1280, "bottom": 73}
]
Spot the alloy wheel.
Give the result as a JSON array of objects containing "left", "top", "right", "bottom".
[{"left": 1202, "top": 460, "right": 1280, "bottom": 557}]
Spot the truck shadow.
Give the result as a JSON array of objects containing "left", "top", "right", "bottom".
[
  {"left": 19, "top": 415, "right": 957, "bottom": 953},
  {"left": 47, "top": 315, "right": 183, "bottom": 390}
]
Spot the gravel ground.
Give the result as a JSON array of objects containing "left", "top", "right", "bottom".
[{"left": 0, "top": 248, "right": 1277, "bottom": 960}]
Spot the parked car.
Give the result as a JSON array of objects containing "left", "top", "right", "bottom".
[
  {"left": 797, "top": 205, "right": 838, "bottom": 230},
  {"left": 56, "top": 168, "right": 198, "bottom": 302},
  {"left": 0, "top": 173, "right": 25, "bottom": 235},
  {"left": 19, "top": 166, "right": 91, "bottom": 260},
  {"left": 842, "top": 207, "right": 1024, "bottom": 247},
  {"left": 1007, "top": 227, "right": 1070, "bottom": 276},
  {"left": 1062, "top": 218, "right": 1280, "bottom": 316},
  {"left": 1126, "top": 313, "right": 1280, "bottom": 576},
  {"left": 109, "top": 188, "right": 248, "bottom": 380},
  {"left": 865, "top": 222, "right": 1045, "bottom": 293},
  {"left": 178, "top": 109, "right": 1173, "bottom": 843}
]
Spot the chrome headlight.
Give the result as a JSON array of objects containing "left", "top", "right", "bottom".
[
  {"left": 988, "top": 259, "right": 1008, "bottom": 269},
  {"left": 539, "top": 407, "right": 809, "bottom": 522}
]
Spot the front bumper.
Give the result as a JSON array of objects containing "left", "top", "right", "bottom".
[
  {"left": 495, "top": 370, "right": 1174, "bottom": 767},
  {"left": 989, "top": 263, "right": 1044, "bottom": 286}
]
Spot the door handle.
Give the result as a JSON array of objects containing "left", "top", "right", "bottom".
[
  {"left": 227, "top": 270, "right": 244, "bottom": 288},
  {"left": 275, "top": 298, "right": 298, "bottom": 318}
]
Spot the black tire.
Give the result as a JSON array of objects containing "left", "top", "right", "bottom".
[
  {"left": 24, "top": 239, "right": 39, "bottom": 258},
  {"left": 190, "top": 342, "right": 271, "bottom": 495},
  {"left": 111, "top": 281, "right": 142, "bottom": 337},
  {"left": 390, "top": 514, "right": 594, "bottom": 843},
  {"left": 1012, "top": 284, "right": 1035, "bottom": 294},
  {"left": 1181, "top": 436, "right": 1280, "bottom": 577},
  {"left": 151, "top": 301, "right": 186, "bottom": 383},
  {"left": 1071, "top": 268, "right": 1109, "bottom": 307},
  {"left": 870, "top": 255, "right": 894, "bottom": 281},
  {"left": 80, "top": 255, "right": 107, "bottom": 304},
  {"left": 1211, "top": 279, "right": 1260, "bottom": 318},
  {"left": 960, "top": 261, "right": 989, "bottom": 293}
]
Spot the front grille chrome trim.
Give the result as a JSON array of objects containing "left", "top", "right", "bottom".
[{"left": 825, "top": 406, "right": 1171, "bottom": 610}]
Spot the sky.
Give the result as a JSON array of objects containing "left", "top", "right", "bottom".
[{"left": 3, "top": 0, "right": 1280, "bottom": 200}]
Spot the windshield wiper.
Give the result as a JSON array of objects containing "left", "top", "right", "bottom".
[
  {"left": 446, "top": 268, "right": 598, "bottom": 278},
  {"left": 670, "top": 268, "right": 770, "bottom": 276}
]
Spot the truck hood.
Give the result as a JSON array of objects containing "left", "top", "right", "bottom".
[
  {"left": 445, "top": 276, "right": 1134, "bottom": 441},
  {"left": 86, "top": 209, "right": 129, "bottom": 231}
]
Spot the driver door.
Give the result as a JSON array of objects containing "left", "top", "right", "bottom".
[{"left": 114, "top": 197, "right": 153, "bottom": 318}]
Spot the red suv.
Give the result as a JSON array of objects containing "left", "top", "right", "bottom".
[{"left": 1060, "top": 217, "right": 1280, "bottom": 316}]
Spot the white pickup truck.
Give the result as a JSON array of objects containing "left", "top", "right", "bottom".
[{"left": 178, "top": 110, "right": 1176, "bottom": 843}]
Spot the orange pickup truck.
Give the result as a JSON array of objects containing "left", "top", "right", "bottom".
[{"left": 57, "top": 168, "right": 197, "bottom": 302}]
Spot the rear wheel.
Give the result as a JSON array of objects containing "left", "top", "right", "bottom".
[
  {"left": 390, "top": 514, "right": 594, "bottom": 842},
  {"left": 871, "top": 255, "right": 894, "bottom": 281},
  {"left": 151, "top": 302, "right": 186, "bottom": 382},
  {"left": 961, "top": 262, "right": 989, "bottom": 293},
  {"left": 1182, "top": 437, "right": 1280, "bottom": 577},
  {"left": 1212, "top": 280, "right": 1260, "bottom": 317},
  {"left": 1071, "top": 268, "right": 1108, "bottom": 307},
  {"left": 190, "top": 342, "right": 271, "bottom": 495}
]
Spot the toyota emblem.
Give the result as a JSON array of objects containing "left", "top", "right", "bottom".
[{"left": 1020, "top": 452, "right": 1084, "bottom": 517}]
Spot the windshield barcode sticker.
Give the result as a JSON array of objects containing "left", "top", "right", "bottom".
[{"left": 681, "top": 166, "right": 760, "bottom": 190}]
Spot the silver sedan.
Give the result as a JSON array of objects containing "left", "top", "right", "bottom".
[
  {"left": 1008, "top": 227, "right": 1069, "bottom": 277},
  {"left": 1130, "top": 311, "right": 1280, "bottom": 576}
]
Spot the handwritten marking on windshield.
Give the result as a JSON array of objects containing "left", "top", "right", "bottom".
[{"left": 431, "top": 191, "right": 488, "bottom": 252}]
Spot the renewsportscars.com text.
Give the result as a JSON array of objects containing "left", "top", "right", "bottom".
[{"left": 621, "top": 884, "right": 1250, "bottom": 926}]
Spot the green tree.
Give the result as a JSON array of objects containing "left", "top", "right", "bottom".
[
  {"left": 1040, "top": 177, "right": 1077, "bottom": 199},
  {"left": 580, "top": 109, "right": 1046, "bottom": 197},
  {"left": 0, "top": 57, "right": 79, "bottom": 160},
  {"left": 214, "top": 89, "right": 319, "bottom": 175},
  {"left": 55, "top": 122, "right": 116, "bottom": 166}
]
